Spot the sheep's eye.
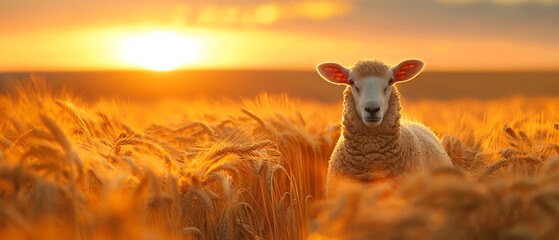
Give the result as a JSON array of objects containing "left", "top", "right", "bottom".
[
  {"left": 389, "top": 77, "right": 395, "bottom": 85},
  {"left": 348, "top": 79, "right": 359, "bottom": 93}
]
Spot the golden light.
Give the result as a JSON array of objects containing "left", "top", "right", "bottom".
[{"left": 118, "top": 31, "right": 202, "bottom": 71}]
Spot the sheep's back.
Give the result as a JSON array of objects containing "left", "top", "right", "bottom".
[{"left": 400, "top": 121, "right": 452, "bottom": 171}]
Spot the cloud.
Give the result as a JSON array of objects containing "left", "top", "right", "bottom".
[
  {"left": 294, "top": 1, "right": 352, "bottom": 20},
  {"left": 172, "top": 0, "right": 353, "bottom": 27},
  {"left": 436, "top": 0, "right": 559, "bottom": 5}
]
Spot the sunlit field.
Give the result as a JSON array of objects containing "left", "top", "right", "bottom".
[{"left": 1, "top": 80, "right": 558, "bottom": 239}]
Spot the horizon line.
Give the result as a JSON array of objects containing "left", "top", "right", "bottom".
[{"left": 2, "top": 68, "right": 559, "bottom": 74}]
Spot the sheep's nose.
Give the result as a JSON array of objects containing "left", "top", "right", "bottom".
[{"left": 365, "top": 106, "right": 381, "bottom": 116}]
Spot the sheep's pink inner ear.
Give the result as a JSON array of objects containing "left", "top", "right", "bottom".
[
  {"left": 316, "top": 63, "right": 349, "bottom": 85},
  {"left": 392, "top": 59, "right": 425, "bottom": 82}
]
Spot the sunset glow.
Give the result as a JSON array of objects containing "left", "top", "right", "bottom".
[
  {"left": 118, "top": 31, "right": 203, "bottom": 71},
  {"left": 1, "top": 0, "right": 559, "bottom": 71}
]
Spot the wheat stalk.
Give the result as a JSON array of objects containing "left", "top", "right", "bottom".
[
  {"left": 188, "top": 176, "right": 219, "bottom": 209},
  {"left": 55, "top": 100, "right": 91, "bottom": 135},
  {"left": 182, "top": 227, "right": 204, "bottom": 238},
  {"left": 208, "top": 140, "right": 274, "bottom": 160},
  {"left": 9, "top": 128, "right": 33, "bottom": 150},
  {"left": 173, "top": 122, "right": 216, "bottom": 137},
  {"left": 0, "top": 137, "right": 12, "bottom": 149},
  {"left": 241, "top": 109, "right": 265, "bottom": 127},
  {"left": 503, "top": 125, "right": 518, "bottom": 140}
]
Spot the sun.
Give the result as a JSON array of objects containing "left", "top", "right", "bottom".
[{"left": 118, "top": 31, "right": 202, "bottom": 71}]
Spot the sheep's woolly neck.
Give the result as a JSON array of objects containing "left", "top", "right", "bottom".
[{"left": 338, "top": 86, "right": 403, "bottom": 179}]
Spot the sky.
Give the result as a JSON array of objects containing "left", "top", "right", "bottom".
[{"left": 1, "top": 0, "right": 559, "bottom": 71}]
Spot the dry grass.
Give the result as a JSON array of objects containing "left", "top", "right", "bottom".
[{"left": 0, "top": 80, "right": 558, "bottom": 239}]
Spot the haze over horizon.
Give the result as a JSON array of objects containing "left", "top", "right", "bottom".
[{"left": 2, "top": 0, "right": 559, "bottom": 72}]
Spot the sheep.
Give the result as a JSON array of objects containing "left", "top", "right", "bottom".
[{"left": 316, "top": 58, "right": 453, "bottom": 196}]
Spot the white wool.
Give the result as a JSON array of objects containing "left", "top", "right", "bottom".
[{"left": 326, "top": 86, "right": 452, "bottom": 196}]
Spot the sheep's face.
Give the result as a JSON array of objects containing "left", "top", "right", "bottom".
[
  {"left": 348, "top": 71, "right": 393, "bottom": 127},
  {"left": 316, "top": 59, "right": 425, "bottom": 128}
]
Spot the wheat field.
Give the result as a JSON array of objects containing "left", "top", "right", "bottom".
[{"left": 1, "top": 80, "right": 558, "bottom": 239}]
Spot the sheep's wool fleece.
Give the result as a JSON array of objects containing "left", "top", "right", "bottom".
[
  {"left": 326, "top": 86, "right": 452, "bottom": 195},
  {"left": 352, "top": 59, "right": 391, "bottom": 78},
  {"left": 331, "top": 87, "right": 403, "bottom": 179}
]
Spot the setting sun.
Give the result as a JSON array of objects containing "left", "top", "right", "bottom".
[{"left": 118, "top": 31, "right": 202, "bottom": 71}]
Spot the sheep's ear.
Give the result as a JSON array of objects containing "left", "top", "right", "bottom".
[
  {"left": 316, "top": 62, "right": 350, "bottom": 85},
  {"left": 391, "top": 59, "right": 425, "bottom": 83}
]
